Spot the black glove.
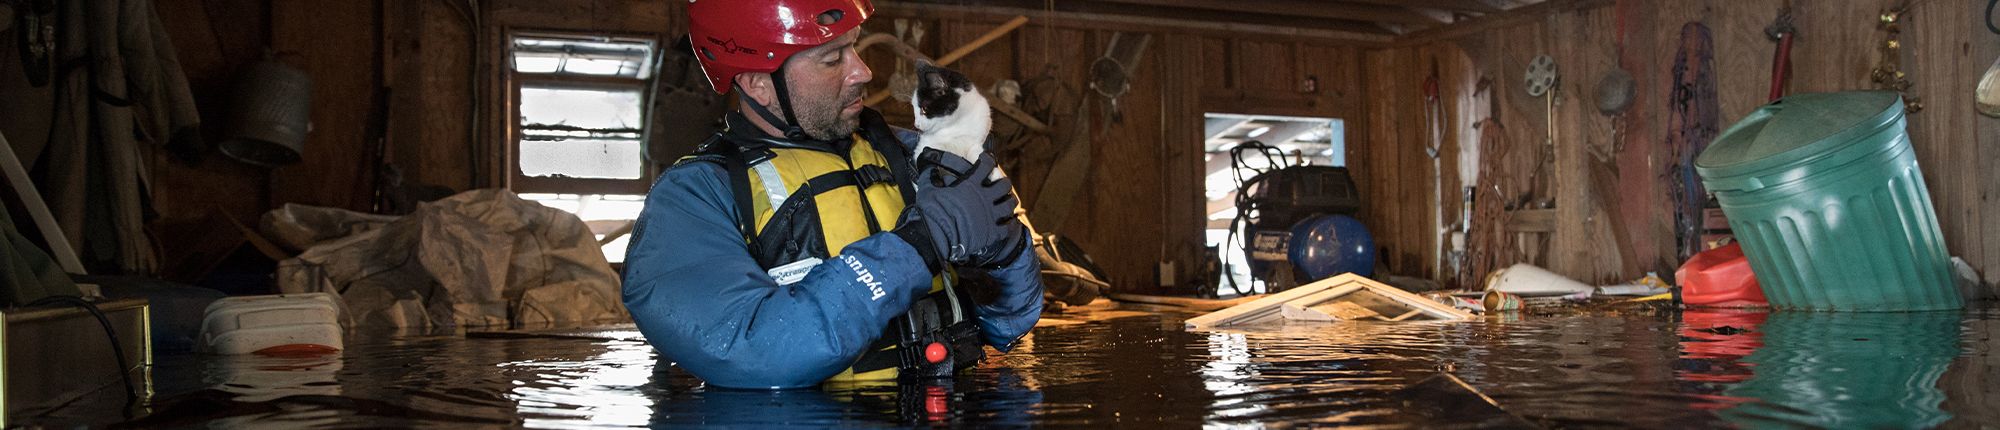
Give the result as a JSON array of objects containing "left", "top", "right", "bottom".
[{"left": 892, "top": 150, "right": 1028, "bottom": 274}]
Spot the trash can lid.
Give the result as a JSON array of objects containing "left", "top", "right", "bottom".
[{"left": 1696, "top": 91, "right": 1905, "bottom": 184}]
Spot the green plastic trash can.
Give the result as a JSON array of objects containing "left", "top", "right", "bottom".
[{"left": 1695, "top": 91, "right": 1959, "bottom": 311}]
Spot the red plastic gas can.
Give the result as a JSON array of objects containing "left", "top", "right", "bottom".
[{"left": 1677, "top": 243, "right": 1767, "bottom": 307}]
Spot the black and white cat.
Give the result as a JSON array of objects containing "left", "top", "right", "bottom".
[{"left": 910, "top": 61, "right": 1000, "bottom": 182}]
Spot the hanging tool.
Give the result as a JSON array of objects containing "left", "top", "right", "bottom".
[
  {"left": 1525, "top": 54, "right": 1559, "bottom": 204},
  {"left": 14, "top": 0, "right": 54, "bottom": 87},
  {"left": 1595, "top": 69, "right": 1635, "bottom": 117},
  {"left": 1592, "top": 69, "right": 1640, "bottom": 277},
  {"left": 1765, "top": 7, "right": 1797, "bottom": 102},
  {"left": 1457, "top": 77, "right": 1491, "bottom": 286},
  {"left": 1524, "top": 55, "right": 1559, "bottom": 100},
  {"left": 1669, "top": 22, "right": 1720, "bottom": 261},
  {"left": 1978, "top": 0, "right": 2000, "bottom": 117},
  {"left": 1424, "top": 61, "right": 1448, "bottom": 282},
  {"left": 1089, "top": 32, "right": 1152, "bottom": 123},
  {"left": 1871, "top": 5, "right": 1923, "bottom": 113}
]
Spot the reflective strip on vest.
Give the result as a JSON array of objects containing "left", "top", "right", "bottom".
[{"left": 750, "top": 160, "right": 790, "bottom": 211}]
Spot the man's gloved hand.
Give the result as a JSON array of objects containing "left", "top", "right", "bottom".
[{"left": 892, "top": 150, "right": 1027, "bottom": 274}]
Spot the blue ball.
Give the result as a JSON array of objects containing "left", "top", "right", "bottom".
[{"left": 1288, "top": 214, "right": 1376, "bottom": 280}]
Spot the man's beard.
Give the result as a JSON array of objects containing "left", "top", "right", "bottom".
[{"left": 792, "top": 84, "right": 865, "bottom": 141}]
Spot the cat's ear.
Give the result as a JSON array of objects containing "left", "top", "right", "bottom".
[{"left": 923, "top": 70, "right": 946, "bottom": 91}]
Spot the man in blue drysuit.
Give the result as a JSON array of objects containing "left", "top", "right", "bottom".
[{"left": 621, "top": 0, "right": 1045, "bottom": 389}]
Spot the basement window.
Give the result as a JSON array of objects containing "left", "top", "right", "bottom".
[
  {"left": 507, "top": 32, "right": 661, "bottom": 263},
  {"left": 517, "top": 85, "right": 645, "bottom": 180},
  {"left": 509, "top": 33, "right": 657, "bottom": 189}
]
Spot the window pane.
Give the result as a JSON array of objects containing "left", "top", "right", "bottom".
[
  {"left": 511, "top": 35, "right": 655, "bottom": 79},
  {"left": 563, "top": 58, "right": 633, "bottom": 76},
  {"left": 513, "top": 55, "right": 561, "bottom": 74},
  {"left": 519, "top": 139, "right": 643, "bottom": 179},
  {"left": 519, "top": 86, "right": 644, "bottom": 131}
]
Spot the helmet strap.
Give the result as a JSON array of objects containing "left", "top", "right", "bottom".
[{"left": 740, "top": 67, "right": 814, "bottom": 141}]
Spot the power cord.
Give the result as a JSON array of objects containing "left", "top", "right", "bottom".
[
  {"left": 1219, "top": 141, "right": 1291, "bottom": 297},
  {"left": 23, "top": 295, "right": 139, "bottom": 417}
]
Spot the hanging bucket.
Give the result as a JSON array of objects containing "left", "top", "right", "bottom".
[{"left": 220, "top": 60, "right": 312, "bottom": 167}]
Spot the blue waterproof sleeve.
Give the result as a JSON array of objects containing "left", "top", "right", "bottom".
[
  {"left": 888, "top": 126, "right": 1045, "bottom": 352},
  {"left": 964, "top": 236, "right": 1044, "bottom": 352},
  {"left": 622, "top": 163, "right": 937, "bottom": 389}
]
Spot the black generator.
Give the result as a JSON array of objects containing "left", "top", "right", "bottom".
[{"left": 1225, "top": 142, "right": 1361, "bottom": 294}]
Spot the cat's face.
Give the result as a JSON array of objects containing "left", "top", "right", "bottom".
[{"left": 916, "top": 62, "right": 975, "bottom": 119}]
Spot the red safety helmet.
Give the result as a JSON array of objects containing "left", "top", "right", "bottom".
[{"left": 687, "top": 0, "right": 875, "bottom": 94}]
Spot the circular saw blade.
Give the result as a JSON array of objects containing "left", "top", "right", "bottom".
[{"left": 1525, "top": 55, "right": 1558, "bottom": 97}]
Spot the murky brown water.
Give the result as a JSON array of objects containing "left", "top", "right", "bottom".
[{"left": 21, "top": 301, "right": 2000, "bottom": 428}]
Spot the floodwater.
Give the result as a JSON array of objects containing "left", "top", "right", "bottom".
[{"left": 22, "top": 301, "right": 2000, "bottom": 428}]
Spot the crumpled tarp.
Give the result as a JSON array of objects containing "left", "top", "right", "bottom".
[{"left": 268, "top": 189, "right": 627, "bottom": 329}]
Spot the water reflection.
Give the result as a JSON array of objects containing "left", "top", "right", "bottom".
[
  {"left": 51, "top": 304, "right": 2000, "bottom": 428},
  {"left": 204, "top": 352, "right": 345, "bottom": 402},
  {"left": 1719, "top": 311, "right": 1961, "bottom": 428},
  {"left": 505, "top": 339, "right": 658, "bottom": 428}
]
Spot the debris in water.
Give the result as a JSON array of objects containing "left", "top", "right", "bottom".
[
  {"left": 1186, "top": 274, "right": 1474, "bottom": 329},
  {"left": 1694, "top": 326, "right": 1753, "bottom": 335},
  {"left": 1392, "top": 373, "right": 1542, "bottom": 429}
]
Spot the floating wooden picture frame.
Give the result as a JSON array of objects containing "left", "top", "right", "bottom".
[{"left": 1185, "top": 273, "right": 1475, "bottom": 329}]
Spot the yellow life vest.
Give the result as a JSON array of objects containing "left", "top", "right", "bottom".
[
  {"left": 682, "top": 113, "right": 978, "bottom": 384},
  {"left": 746, "top": 136, "right": 948, "bottom": 382}
]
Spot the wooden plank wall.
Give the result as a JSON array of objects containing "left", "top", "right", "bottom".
[
  {"left": 144, "top": 0, "right": 675, "bottom": 211},
  {"left": 100, "top": 0, "right": 676, "bottom": 276},
  {"left": 1357, "top": 44, "right": 1478, "bottom": 283},
  {"left": 869, "top": 7, "right": 1371, "bottom": 293},
  {"left": 1368, "top": 0, "right": 2000, "bottom": 285}
]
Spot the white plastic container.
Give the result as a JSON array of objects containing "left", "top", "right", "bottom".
[
  {"left": 1485, "top": 263, "right": 1594, "bottom": 297},
  {"left": 200, "top": 292, "right": 345, "bottom": 355}
]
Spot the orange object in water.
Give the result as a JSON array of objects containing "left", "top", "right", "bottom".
[{"left": 1677, "top": 243, "right": 1766, "bottom": 307}]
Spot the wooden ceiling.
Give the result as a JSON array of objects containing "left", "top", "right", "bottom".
[{"left": 890, "top": 0, "right": 1547, "bottom": 36}]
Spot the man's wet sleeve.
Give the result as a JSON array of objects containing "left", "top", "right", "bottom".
[{"left": 967, "top": 236, "right": 1044, "bottom": 351}]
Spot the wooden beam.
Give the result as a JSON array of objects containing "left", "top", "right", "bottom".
[
  {"left": 1395, "top": 0, "right": 1612, "bottom": 45},
  {"left": 1094, "top": 0, "right": 1447, "bottom": 25},
  {"left": 1333, "top": 0, "right": 1502, "bottom": 13},
  {"left": 882, "top": 1, "right": 1395, "bottom": 44},
  {"left": 1405, "top": 7, "right": 1459, "bottom": 25}
]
